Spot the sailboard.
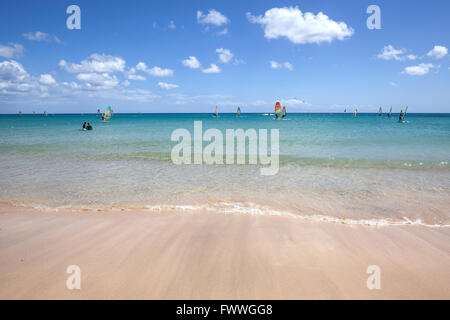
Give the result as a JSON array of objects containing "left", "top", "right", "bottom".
[
  {"left": 213, "top": 105, "right": 218, "bottom": 117},
  {"left": 378, "top": 106, "right": 382, "bottom": 116},
  {"left": 274, "top": 102, "right": 282, "bottom": 119},
  {"left": 237, "top": 106, "right": 241, "bottom": 116},
  {"left": 281, "top": 106, "right": 287, "bottom": 118},
  {"left": 388, "top": 106, "right": 392, "bottom": 118},
  {"left": 103, "top": 106, "right": 112, "bottom": 121}
]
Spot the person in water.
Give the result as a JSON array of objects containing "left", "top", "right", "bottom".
[
  {"left": 399, "top": 109, "right": 404, "bottom": 122},
  {"left": 82, "top": 122, "right": 87, "bottom": 129},
  {"left": 86, "top": 123, "right": 93, "bottom": 130}
]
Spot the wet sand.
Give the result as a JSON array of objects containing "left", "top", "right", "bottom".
[{"left": 0, "top": 207, "right": 449, "bottom": 299}]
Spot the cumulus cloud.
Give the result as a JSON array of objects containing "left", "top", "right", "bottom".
[
  {"left": 23, "top": 31, "right": 61, "bottom": 43},
  {"left": 76, "top": 73, "right": 119, "bottom": 88},
  {"left": 217, "top": 28, "right": 228, "bottom": 36},
  {"left": 135, "top": 62, "right": 174, "bottom": 77},
  {"left": 59, "top": 54, "right": 126, "bottom": 73},
  {"left": 279, "top": 98, "right": 309, "bottom": 106},
  {"left": 270, "top": 61, "right": 293, "bottom": 71},
  {"left": 0, "top": 60, "right": 36, "bottom": 93},
  {"left": 202, "top": 64, "right": 221, "bottom": 74},
  {"left": 0, "top": 43, "right": 25, "bottom": 58},
  {"left": 127, "top": 74, "right": 146, "bottom": 81},
  {"left": 402, "top": 63, "right": 438, "bottom": 76},
  {"left": 427, "top": 45, "right": 448, "bottom": 59},
  {"left": 377, "top": 45, "right": 406, "bottom": 61},
  {"left": 216, "top": 48, "right": 233, "bottom": 63},
  {"left": 182, "top": 56, "right": 201, "bottom": 69},
  {"left": 157, "top": 82, "right": 179, "bottom": 90},
  {"left": 247, "top": 6, "right": 353, "bottom": 44},
  {"left": 39, "top": 74, "right": 56, "bottom": 85},
  {"left": 0, "top": 60, "right": 29, "bottom": 82},
  {"left": 197, "top": 9, "right": 229, "bottom": 26}
]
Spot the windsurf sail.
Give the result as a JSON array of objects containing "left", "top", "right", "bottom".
[
  {"left": 388, "top": 106, "right": 392, "bottom": 118},
  {"left": 213, "top": 105, "right": 218, "bottom": 117},
  {"left": 281, "top": 106, "right": 287, "bottom": 118},
  {"left": 353, "top": 109, "right": 358, "bottom": 116},
  {"left": 378, "top": 106, "right": 382, "bottom": 116},
  {"left": 103, "top": 106, "right": 112, "bottom": 120},
  {"left": 274, "top": 102, "right": 281, "bottom": 119},
  {"left": 237, "top": 106, "right": 241, "bottom": 116}
]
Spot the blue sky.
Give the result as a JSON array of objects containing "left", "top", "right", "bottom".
[{"left": 0, "top": 0, "right": 449, "bottom": 113}]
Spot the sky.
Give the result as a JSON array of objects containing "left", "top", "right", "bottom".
[{"left": 0, "top": 0, "right": 449, "bottom": 113}]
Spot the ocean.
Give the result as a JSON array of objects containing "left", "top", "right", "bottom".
[{"left": 0, "top": 113, "right": 449, "bottom": 226}]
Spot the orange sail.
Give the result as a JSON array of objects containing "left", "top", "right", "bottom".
[{"left": 274, "top": 102, "right": 281, "bottom": 113}]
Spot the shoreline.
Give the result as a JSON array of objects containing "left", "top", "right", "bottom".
[{"left": 0, "top": 208, "right": 449, "bottom": 299}]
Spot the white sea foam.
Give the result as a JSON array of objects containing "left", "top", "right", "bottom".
[{"left": 145, "top": 202, "right": 450, "bottom": 228}]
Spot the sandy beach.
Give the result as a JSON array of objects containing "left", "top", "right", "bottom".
[{"left": 0, "top": 205, "right": 449, "bottom": 300}]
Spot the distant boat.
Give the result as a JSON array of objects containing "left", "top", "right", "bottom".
[
  {"left": 378, "top": 107, "right": 382, "bottom": 116},
  {"left": 213, "top": 105, "right": 218, "bottom": 117},
  {"left": 274, "top": 102, "right": 282, "bottom": 119},
  {"left": 18, "top": 111, "right": 22, "bottom": 115},
  {"left": 236, "top": 106, "right": 241, "bottom": 116}
]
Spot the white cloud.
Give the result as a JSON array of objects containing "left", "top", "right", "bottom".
[
  {"left": 279, "top": 98, "right": 309, "bottom": 106},
  {"left": 39, "top": 74, "right": 56, "bottom": 85},
  {"left": 23, "top": 31, "right": 61, "bottom": 43},
  {"left": 407, "top": 54, "right": 418, "bottom": 60},
  {"left": 217, "top": 28, "right": 228, "bottom": 36},
  {"left": 59, "top": 54, "right": 126, "bottom": 73},
  {"left": 402, "top": 63, "right": 438, "bottom": 76},
  {"left": 76, "top": 73, "right": 119, "bottom": 88},
  {"left": 427, "top": 45, "right": 448, "bottom": 59},
  {"left": 148, "top": 66, "right": 173, "bottom": 77},
  {"left": 247, "top": 6, "right": 353, "bottom": 44},
  {"left": 157, "top": 82, "right": 179, "bottom": 90},
  {"left": 133, "top": 62, "right": 173, "bottom": 77},
  {"left": 0, "top": 60, "right": 36, "bottom": 93},
  {"left": 128, "top": 74, "right": 146, "bottom": 81},
  {"left": 0, "top": 60, "right": 28, "bottom": 82},
  {"left": 202, "top": 64, "right": 221, "bottom": 74},
  {"left": 377, "top": 45, "right": 406, "bottom": 61},
  {"left": 0, "top": 43, "right": 25, "bottom": 58},
  {"left": 270, "top": 61, "right": 293, "bottom": 71},
  {"left": 197, "top": 9, "right": 229, "bottom": 26},
  {"left": 168, "top": 21, "right": 176, "bottom": 30},
  {"left": 182, "top": 56, "right": 201, "bottom": 69},
  {"left": 216, "top": 48, "right": 233, "bottom": 63}
]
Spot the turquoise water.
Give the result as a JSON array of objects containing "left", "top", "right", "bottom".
[{"left": 0, "top": 113, "right": 449, "bottom": 225}]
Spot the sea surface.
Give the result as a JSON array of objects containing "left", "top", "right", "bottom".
[{"left": 0, "top": 113, "right": 449, "bottom": 226}]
